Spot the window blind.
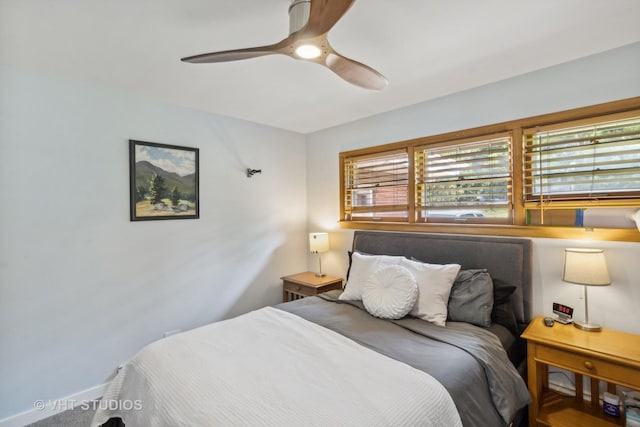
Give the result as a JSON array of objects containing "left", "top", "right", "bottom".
[
  {"left": 343, "top": 149, "right": 409, "bottom": 221},
  {"left": 414, "top": 134, "right": 512, "bottom": 222},
  {"left": 523, "top": 112, "right": 640, "bottom": 208}
]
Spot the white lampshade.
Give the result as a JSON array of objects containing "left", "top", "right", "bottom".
[
  {"left": 563, "top": 248, "right": 611, "bottom": 286},
  {"left": 309, "top": 232, "right": 329, "bottom": 253},
  {"left": 631, "top": 209, "right": 640, "bottom": 232}
]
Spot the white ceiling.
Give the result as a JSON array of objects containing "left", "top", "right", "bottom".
[{"left": 2, "top": 0, "right": 640, "bottom": 133}]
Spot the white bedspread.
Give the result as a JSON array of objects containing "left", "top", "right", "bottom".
[{"left": 91, "top": 307, "right": 461, "bottom": 427}]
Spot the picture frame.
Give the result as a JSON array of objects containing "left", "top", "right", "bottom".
[{"left": 129, "top": 140, "right": 199, "bottom": 221}]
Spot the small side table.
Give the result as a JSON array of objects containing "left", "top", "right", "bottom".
[
  {"left": 521, "top": 315, "right": 640, "bottom": 427},
  {"left": 281, "top": 272, "right": 343, "bottom": 303}
]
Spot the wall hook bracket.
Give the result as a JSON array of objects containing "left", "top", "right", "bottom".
[{"left": 247, "top": 168, "right": 262, "bottom": 178}]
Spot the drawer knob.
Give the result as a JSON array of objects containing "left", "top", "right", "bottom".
[{"left": 584, "top": 361, "right": 594, "bottom": 370}]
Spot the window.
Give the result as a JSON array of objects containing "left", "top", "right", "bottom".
[
  {"left": 415, "top": 133, "right": 512, "bottom": 224},
  {"left": 342, "top": 149, "right": 409, "bottom": 221},
  {"left": 523, "top": 112, "right": 640, "bottom": 209},
  {"left": 338, "top": 98, "right": 640, "bottom": 242}
]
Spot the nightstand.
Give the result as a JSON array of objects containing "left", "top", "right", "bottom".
[
  {"left": 281, "top": 272, "right": 343, "bottom": 303},
  {"left": 521, "top": 315, "right": 640, "bottom": 427}
]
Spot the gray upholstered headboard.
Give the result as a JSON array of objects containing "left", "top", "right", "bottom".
[{"left": 352, "top": 231, "right": 532, "bottom": 332}]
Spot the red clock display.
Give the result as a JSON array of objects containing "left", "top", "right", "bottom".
[{"left": 553, "top": 303, "right": 573, "bottom": 317}]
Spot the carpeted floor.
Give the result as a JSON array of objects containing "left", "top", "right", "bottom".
[{"left": 24, "top": 404, "right": 96, "bottom": 427}]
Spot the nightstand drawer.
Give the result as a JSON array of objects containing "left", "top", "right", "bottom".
[
  {"left": 536, "top": 345, "right": 640, "bottom": 388},
  {"left": 283, "top": 281, "right": 315, "bottom": 297}
]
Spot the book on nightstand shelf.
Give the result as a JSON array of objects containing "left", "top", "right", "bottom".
[{"left": 626, "top": 391, "right": 640, "bottom": 427}]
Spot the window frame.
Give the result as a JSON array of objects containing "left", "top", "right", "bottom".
[
  {"left": 523, "top": 110, "right": 640, "bottom": 207},
  {"left": 342, "top": 148, "right": 410, "bottom": 222},
  {"left": 414, "top": 131, "right": 513, "bottom": 225},
  {"left": 338, "top": 97, "right": 640, "bottom": 243}
]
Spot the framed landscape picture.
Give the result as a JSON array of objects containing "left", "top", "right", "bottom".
[{"left": 129, "top": 140, "right": 199, "bottom": 221}]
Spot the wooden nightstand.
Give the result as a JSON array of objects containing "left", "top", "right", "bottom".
[
  {"left": 281, "top": 272, "right": 343, "bottom": 303},
  {"left": 521, "top": 316, "right": 640, "bottom": 427}
]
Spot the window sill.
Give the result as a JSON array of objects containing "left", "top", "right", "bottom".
[{"left": 339, "top": 221, "right": 640, "bottom": 243}]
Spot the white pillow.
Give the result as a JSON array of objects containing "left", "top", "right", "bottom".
[
  {"left": 400, "top": 258, "right": 461, "bottom": 326},
  {"left": 362, "top": 265, "right": 418, "bottom": 319},
  {"left": 339, "top": 252, "right": 404, "bottom": 301}
]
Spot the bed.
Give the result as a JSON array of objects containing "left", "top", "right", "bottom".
[{"left": 92, "top": 231, "right": 532, "bottom": 427}]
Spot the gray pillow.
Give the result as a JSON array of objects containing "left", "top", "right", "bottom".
[{"left": 447, "top": 269, "right": 494, "bottom": 328}]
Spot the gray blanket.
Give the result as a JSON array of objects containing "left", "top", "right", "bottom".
[{"left": 276, "top": 291, "right": 530, "bottom": 427}]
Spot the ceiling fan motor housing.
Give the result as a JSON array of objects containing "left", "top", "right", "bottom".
[{"left": 289, "top": 0, "right": 311, "bottom": 34}]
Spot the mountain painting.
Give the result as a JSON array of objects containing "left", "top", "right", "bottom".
[{"left": 129, "top": 140, "right": 199, "bottom": 221}]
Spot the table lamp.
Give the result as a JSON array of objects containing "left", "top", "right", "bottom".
[
  {"left": 309, "top": 232, "right": 329, "bottom": 277},
  {"left": 562, "top": 248, "right": 611, "bottom": 332}
]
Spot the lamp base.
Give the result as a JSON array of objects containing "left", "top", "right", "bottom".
[
  {"left": 574, "top": 321, "right": 602, "bottom": 332},
  {"left": 315, "top": 272, "right": 326, "bottom": 277}
]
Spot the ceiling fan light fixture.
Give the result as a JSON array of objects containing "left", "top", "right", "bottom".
[{"left": 295, "top": 44, "right": 322, "bottom": 59}]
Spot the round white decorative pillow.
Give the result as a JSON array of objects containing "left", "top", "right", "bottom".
[{"left": 362, "top": 265, "right": 418, "bottom": 320}]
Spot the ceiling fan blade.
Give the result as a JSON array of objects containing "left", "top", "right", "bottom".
[
  {"left": 182, "top": 48, "right": 273, "bottom": 64},
  {"left": 302, "top": 0, "right": 355, "bottom": 37},
  {"left": 181, "top": 39, "right": 290, "bottom": 63},
  {"left": 324, "top": 52, "right": 388, "bottom": 90}
]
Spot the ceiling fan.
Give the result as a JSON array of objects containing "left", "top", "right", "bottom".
[{"left": 181, "top": 0, "right": 387, "bottom": 90}]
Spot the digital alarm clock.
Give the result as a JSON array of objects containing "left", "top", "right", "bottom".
[{"left": 552, "top": 303, "right": 574, "bottom": 324}]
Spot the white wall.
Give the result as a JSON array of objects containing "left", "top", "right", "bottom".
[
  {"left": 306, "top": 42, "right": 640, "bottom": 335},
  {"left": 0, "top": 66, "right": 307, "bottom": 420}
]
